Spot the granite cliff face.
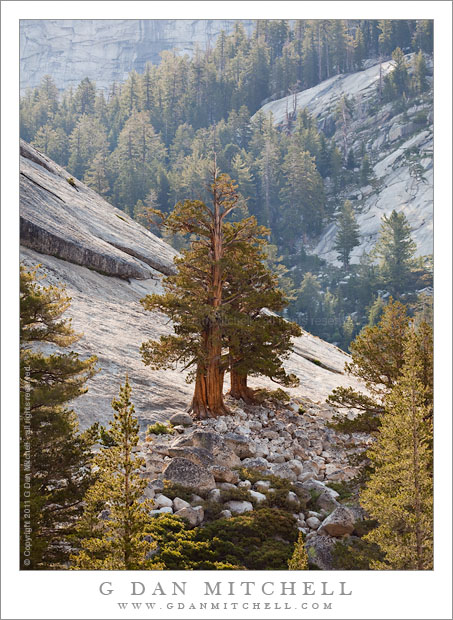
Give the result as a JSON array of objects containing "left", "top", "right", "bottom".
[
  {"left": 20, "top": 19, "right": 254, "bottom": 93},
  {"left": 20, "top": 142, "right": 365, "bottom": 430},
  {"left": 256, "top": 57, "right": 433, "bottom": 264}
]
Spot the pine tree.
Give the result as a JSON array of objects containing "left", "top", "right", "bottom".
[
  {"left": 412, "top": 51, "right": 428, "bottom": 93},
  {"left": 328, "top": 299, "right": 410, "bottom": 424},
  {"left": 334, "top": 200, "right": 360, "bottom": 269},
  {"left": 361, "top": 328, "right": 433, "bottom": 569},
  {"left": 71, "top": 378, "right": 159, "bottom": 569},
  {"left": 374, "top": 210, "right": 417, "bottom": 298},
  {"left": 367, "top": 295, "right": 386, "bottom": 326},
  {"left": 288, "top": 532, "right": 308, "bottom": 569},
  {"left": 360, "top": 154, "right": 372, "bottom": 186},
  {"left": 412, "top": 20, "right": 433, "bottom": 54},
  {"left": 20, "top": 264, "right": 98, "bottom": 569},
  {"left": 279, "top": 145, "right": 325, "bottom": 241}
]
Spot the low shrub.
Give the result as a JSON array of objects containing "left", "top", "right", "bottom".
[{"left": 147, "top": 421, "right": 174, "bottom": 436}]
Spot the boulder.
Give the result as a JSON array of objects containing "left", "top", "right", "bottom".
[
  {"left": 169, "top": 412, "right": 193, "bottom": 427},
  {"left": 316, "top": 491, "right": 340, "bottom": 512},
  {"left": 149, "top": 479, "right": 165, "bottom": 492},
  {"left": 224, "top": 500, "right": 254, "bottom": 514},
  {"left": 214, "top": 418, "right": 228, "bottom": 433},
  {"left": 241, "top": 457, "right": 271, "bottom": 472},
  {"left": 162, "top": 458, "right": 216, "bottom": 493},
  {"left": 255, "top": 480, "right": 271, "bottom": 493},
  {"left": 287, "top": 491, "right": 300, "bottom": 506},
  {"left": 306, "top": 535, "right": 337, "bottom": 570},
  {"left": 286, "top": 459, "right": 304, "bottom": 475},
  {"left": 167, "top": 446, "right": 214, "bottom": 467},
  {"left": 216, "top": 482, "right": 237, "bottom": 491},
  {"left": 175, "top": 506, "right": 204, "bottom": 527},
  {"left": 188, "top": 430, "right": 241, "bottom": 468},
  {"left": 249, "top": 490, "right": 267, "bottom": 503},
  {"left": 208, "top": 488, "right": 222, "bottom": 503},
  {"left": 318, "top": 506, "right": 356, "bottom": 537},
  {"left": 301, "top": 478, "right": 340, "bottom": 499},
  {"left": 209, "top": 465, "right": 239, "bottom": 484},
  {"left": 272, "top": 463, "right": 298, "bottom": 482},
  {"left": 219, "top": 509, "right": 232, "bottom": 519},
  {"left": 154, "top": 494, "right": 173, "bottom": 508},
  {"left": 306, "top": 516, "right": 322, "bottom": 529},
  {"left": 224, "top": 432, "right": 256, "bottom": 458},
  {"left": 173, "top": 497, "right": 190, "bottom": 511},
  {"left": 143, "top": 484, "right": 155, "bottom": 500}
]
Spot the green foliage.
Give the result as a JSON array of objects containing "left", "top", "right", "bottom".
[
  {"left": 373, "top": 210, "right": 417, "bottom": 298},
  {"left": 71, "top": 378, "right": 160, "bottom": 570},
  {"left": 146, "top": 508, "right": 298, "bottom": 570},
  {"left": 360, "top": 328, "right": 433, "bottom": 569},
  {"left": 332, "top": 537, "right": 384, "bottom": 570},
  {"left": 162, "top": 482, "right": 197, "bottom": 503},
  {"left": 147, "top": 421, "right": 174, "bottom": 436},
  {"left": 325, "top": 480, "right": 354, "bottom": 502},
  {"left": 20, "top": 264, "right": 98, "bottom": 569},
  {"left": 334, "top": 200, "right": 360, "bottom": 269},
  {"left": 288, "top": 532, "right": 308, "bottom": 570}
]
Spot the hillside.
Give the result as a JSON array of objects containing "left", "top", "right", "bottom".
[
  {"left": 20, "top": 19, "right": 254, "bottom": 93},
  {"left": 257, "top": 56, "right": 433, "bottom": 264},
  {"left": 20, "top": 140, "right": 365, "bottom": 430}
]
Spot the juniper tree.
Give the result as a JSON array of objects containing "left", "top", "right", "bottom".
[
  {"left": 71, "top": 378, "right": 159, "bottom": 570},
  {"left": 141, "top": 167, "right": 265, "bottom": 418},
  {"left": 141, "top": 167, "right": 300, "bottom": 416},
  {"left": 224, "top": 234, "right": 300, "bottom": 402},
  {"left": 20, "top": 264, "right": 97, "bottom": 569},
  {"left": 361, "top": 328, "right": 433, "bottom": 569},
  {"left": 334, "top": 200, "right": 360, "bottom": 269}
]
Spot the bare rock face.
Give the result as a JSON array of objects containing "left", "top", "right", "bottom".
[
  {"left": 318, "top": 506, "right": 356, "bottom": 537},
  {"left": 20, "top": 141, "right": 177, "bottom": 280},
  {"left": 256, "top": 56, "right": 433, "bottom": 262},
  {"left": 162, "top": 458, "right": 216, "bottom": 493},
  {"left": 20, "top": 20, "right": 255, "bottom": 93}
]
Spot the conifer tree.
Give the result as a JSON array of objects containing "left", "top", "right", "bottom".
[
  {"left": 361, "top": 328, "right": 433, "bottom": 569},
  {"left": 373, "top": 210, "right": 417, "bottom": 298},
  {"left": 141, "top": 167, "right": 265, "bottom": 418},
  {"left": 334, "top": 200, "right": 360, "bottom": 269},
  {"left": 328, "top": 299, "right": 410, "bottom": 424},
  {"left": 288, "top": 532, "right": 309, "bottom": 570},
  {"left": 20, "top": 264, "right": 98, "bottom": 569},
  {"left": 71, "top": 378, "right": 159, "bottom": 570},
  {"left": 224, "top": 234, "right": 300, "bottom": 402}
]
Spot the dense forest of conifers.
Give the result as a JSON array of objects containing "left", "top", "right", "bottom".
[{"left": 20, "top": 19, "right": 433, "bottom": 348}]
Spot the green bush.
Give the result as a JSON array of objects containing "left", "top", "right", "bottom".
[
  {"left": 237, "top": 467, "right": 292, "bottom": 491},
  {"left": 147, "top": 421, "right": 174, "bottom": 435},
  {"left": 146, "top": 509, "right": 298, "bottom": 570},
  {"left": 332, "top": 537, "right": 384, "bottom": 570},
  {"left": 325, "top": 481, "right": 354, "bottom": 502},
  {"left": 162, "top": 481, "right": 196, "bottom": 503},
  {"left": 327, "top": 411, "right": 381, "bottom": 433}
]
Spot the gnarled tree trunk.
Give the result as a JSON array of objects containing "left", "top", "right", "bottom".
[
  {"left": 189, "top": 325, "right": 228, "bottom": 419},
  {"left": 229, "top": 368, "right": 256, "bottom": 404}
]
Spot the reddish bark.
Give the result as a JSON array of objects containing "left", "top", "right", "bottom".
[{"left": 229, "top": 369, "right": 256, "bottom": 404}]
